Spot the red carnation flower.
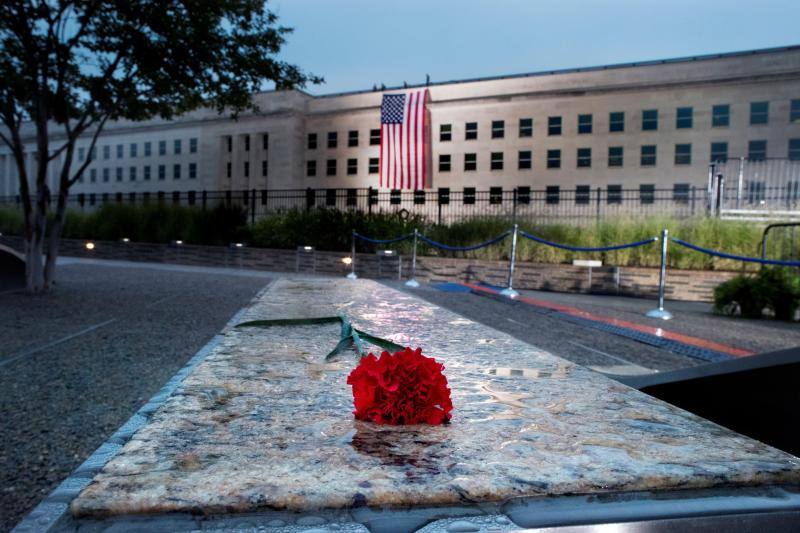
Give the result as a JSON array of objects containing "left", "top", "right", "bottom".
[{"left": 346, "top": 347, "right": 453, "bottom": 425}]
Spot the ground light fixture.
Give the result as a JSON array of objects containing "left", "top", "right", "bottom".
[
  {"left": 85, "top": 242, "right": 95, "bottom": 250},
  {"left": 230, "top": 242, "right": 246, "bottom": 248},
  {"left": 171, "top": 239, "right": 184, "bottom": 246},
  {"left": 120, "top": 238, "right": 130, "bottom": 243},
  {"left": 341, "top": 256, "right": 352, "bottom": 265}
]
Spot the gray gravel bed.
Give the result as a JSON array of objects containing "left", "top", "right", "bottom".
[{"left": 0, "top": 263, "right": 268, "bottom": 533}]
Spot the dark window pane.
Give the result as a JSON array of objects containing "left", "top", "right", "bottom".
[
  {"left": 609, "top": 111, "right": 625, "bottom": 132},
  {"left": 712, "top": 105, "right": 730, "bottom": 127},
  {"left": 326, "top": 159, "right": 336, "bottom": 176},
  {"left": 489, "top": 187, "right": 503, "bottom": 205},
  {"left": 642, "top": 109, "right": 658, "bottom": 131},
  {"left": 308, "top": 133, "right": 317, "bottom": 149},
  {"left": 750, "top": 101, "right": 769, "bottom": 125},
  {"left": 547, "top": 149, "right": 561, "bottom": 168},
  {"left": 327, "top": 131, "right": 337, "bottom": 148},
  {"left": 440, "top": 124, "right": 452, "bottom": 142},
  {"left": 607, "top": 185, "right": 622, "bottom": 204},
  {"left": 789, "top": 139, "right": 800, "bottom": 161},
  {"left": 748, "top": 140, "right": 767, "bottom": 161},
  {"left": 348, "top": 130, "right": 358, "bottom": 147},
  {"left": 674, "top": 143, "right": 692, "bottom": 165},
  {"left": 517, "top": 186, "right": 531, "bottom": 205},
  {"left": 369, "top": 129, "right": 381, "bottom": 145},
  {"left": 575, "top": 185, "right": 591, "bottom": 205},
  {"left": 518, "top": 150, "right": 532, "bottom": 170},
  {"left": 676, "top": 107, "right": 693, "bottom": 129},
  {"left": 673, "top": 183, "right": 690, "bottom": 203},
  {"left": 519, "top": 118, "right": 533, "bottom": 137},
  {"left": 791, "top": 100, "right": 800, "bottom": 123},
  {"left": 577, "top": 147, "right": 591, "bottom": 168},
  {"left": 578, "top": 114, "right": 592, "bottom": 134},
  {"left": 347, "top": 158, "right": 357, "bottom": 175},
  {"left": 640, "top": 184, "right": 655, "bottom": 204},
  {"left": 548, "top": 116, "right": 562, "bottom": 136},
  {"left": 491, "top": 120, "right": 504, "bottom": 139},
  {"left": 463, "top": 187, "right": 476, "bottom": 205},
  {"left": 546, "top": 185, "right": 560, "bottom": 204},
  {"left": 465, "top": 122, "right": 478, "bottom": 140},
  {"left": 641, "top": 145, "right": 657, "bottom": 166},
  {"left": 438, "top": 154, "right": 451, "bottom": 172},
  {"left": 711, "top": 142, "right": 728, "bottom": 163},
  {"left": 490, "top": 152, "right": 503, "bottom": 170},
  {"left": 608, "top": 146, "right": 623, "bottom": 167},
  {"left": 368, "top": 157, "right": 379, "bottom": 173},
  {"left": 464, "top": 153, "right": 477, "bottom": 171}
]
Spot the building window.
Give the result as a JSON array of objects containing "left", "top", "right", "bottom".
[
  {"left": 640, "top": 184, "right": 655, "bottom": 205},
  {"left": 519, "top": 118, "right": 532, "bottom": 137},
  {"left": 641, "top": 145, "right": 657, "bottom": 166},
  {"left": 347, "top": 158, "right": 357, "bottom": 175},
  {"left": 78, "top": 147, "right": 85, "bottom": 161},
  {"left": 243, "top": 161, "right": 249, "bottom": 177},
  {"left": 491, "top": 120, "right": 504, "bottom": 139},
  {"left": 789, "top": 139, "right": 800, "bottom": 161},
  {"left": 174, "top": 163, "right": 181, "bottom": 179},
  {"left": 608, "top": 146, "right": 623, "bottom": 167},
  {"left": 158, "top": 140, "right": 166, "bottom": 156},
  {"left": 439, "top": 124, "right": 451, "bottom": 142},
  {"left": 143, "top": 166, "right": 150, "bottom": 181},
  {"left": 369, "top": 129, "right": 381, "bottom": 145},
  {"left": 307, "top": 160, "right": 317, "bottom": 177},
  {"left": 548, "top": 116, "right": 562, "bottom": 136},
  {"left": 117, "top": 144, "right": 124, "bottom": 158},
  {"left": 609, "top": 111, "right": 625, "bottom": 132},
  {"left": 90, "top": 147, "right": 97, "bottom": 161},
  {"left": 517, "top": 186, "right": 531, "bottom": 204},
  {"left": 465, "top": 122, "right": 477, "bottom": 140},
  {"left": 489, "top": 187, "right": 503, "bottom": 205},
  {"left": 130, "top": 143, "right": 137, "bottom": 158},
  {"left": 261, "top": 160, "right": 267, "bottom": 177},
  {"left": 116, "top": 167, "right": 123, "bottom": 181},
  {"left": 242, "top": 136, "right": 249, "bottom": 152},
  {"left": 189, "top": 163, "right": 197, "bottom": 179},
  {"left": 577, "top": 148, "right": 591, "bottom": 168},
  {"left": 642, "top": 109, "right": 658, "bottom": 131},
  {"left": 326, "top": 159, "right": 336, "bottom": 176},
  {"left": 262, "top": 134, "right": 268, "bottom": 150},
  {"left": 711, "top": 142, "right": 728, "bottom": 163},
  {"left": 327, "top": 132, "right": 337, "bottom": 148},
  {"left": 464, "top": 153, "right": 477, "bottom": 171},
  {"left": 90, "top": 168, "right": 97, "bottom": 183},
  {"left": 546, "top": 185, "right": 560, "bottom": 205},
  {"left": 673, "top": 183, "right": 691, "bottom": 203},
  {"left": 438, "top": 154, "right": 451, "bottom": 172},
  {"left": 575, "top": 185, "right": 591, "bottom": 205},
  {"left": 103, "top": 168, "right": 110, "bottom": 182},
  {"left": 578, "top": 114, "right": 592, "bottom": 134},
  {"left": 712, "top": 105, "right": 730, "bottom": 127},
  {"left": 747, "top": 181, "right": 766, "bottom": 203},
  {"left": 547, "top": 149, "right": 561, "bottom": 169},
  {"left": 129, "top": 166, "right": 136, "bottom": 181},
  {"left": 791, "top": 100, "right": 800, "bottom": 123},
  {"left": 348, "top": 130, "right": 358, "bottom": 147},
  {"left": 750, "top": 101, "right": 769, "bottom": 125},
  {"left": 674, "top": 143, "right": 692, "bottom": 165},
  {"left": 225, "top": 162, "right": 231, "bottom": 179},
  {"left": 308, "top": 133, "right": 317, "bottom": 149},
  {"left": 174, "top": 139, "right": 182, "bottom": 154},
  {"left": 518, "top": 150, "right": 532, "bottom": 169},
  {"left": 676, "top": 107, "right": 693, "bottom": 129},
  {"left": 368, "top": 157, "right": 379, "bottom": 173},
  {"left": 607, "top": 185, "right": 622, "bottom": 204},
  {"left": 103, "top": 145, "right": 110, "bottom": 159},
  {"left": 490, "top": 152, "right": 503, "bottom": 170},
  {"left": 463, "top": 187, "right": 476, "bottom": 205},
  {"left": 226, "top": 136, "right": 232, "bottom": 153},
  {"left": 190, "top": 138, "right": 198, "bottom": 153},
  {"left": 748, "top": 140, "right": 767, "bottom": 161},
  {"left": 159, "top": 165, "right": 166, "bottom": 180}
]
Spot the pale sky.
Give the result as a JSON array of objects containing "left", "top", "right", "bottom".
[{"left": 269, "top": 0, "right": 800, "bottom": 95}]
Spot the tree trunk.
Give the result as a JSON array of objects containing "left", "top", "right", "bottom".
[
  {"left": 24, "top": 211, "right": 47, "bottom": 293},
  {"left": 43, "top": 191, "right": 69, "bottom": 290}
]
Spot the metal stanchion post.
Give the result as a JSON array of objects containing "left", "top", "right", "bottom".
[
  {"left": 646, "top": 228, "right": 672, "bottom": 320},
  {"left": 500, "top": 224, "right": 519, "bottom": 298},
  {"left": 346, "top": 230, "right": 358, "bottom": 280},
  {"left": 405, "top": 229, "right": 420, "bottom": 288}
]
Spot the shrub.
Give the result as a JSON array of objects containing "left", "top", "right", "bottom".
[{"left": 714, "top": 267, "right": 800, "bottom": 320}]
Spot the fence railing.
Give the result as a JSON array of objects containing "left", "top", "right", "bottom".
[{"left": 0, "top": 186, "right": 717, "bottom": 225}]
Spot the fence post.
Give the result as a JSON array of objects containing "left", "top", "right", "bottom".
[
  {"left": 645, "top": 228, "right": 672, "bottom": 320},
  {"left": 690, "top": 185, "right": 696, "bottom": 216},
  {"left": 512, "top": 188, "right": 518, "bottom": 225},
  {"left": 346, "top": 229, "right": 357, "bottom": 279},
  {"left": 595, "top": 187, "right": 601, "bottom": 222},
  {"left": 736, "top": 156, "right": 745, "bottom": 209},
  {"left": 250, "top": 188, "right": 256, "bottom": 225},
  {"left": 707, "top": 163, "right": 715, "bottom": 214},
  {"left": 716, "top": 174, "right": 725, "bottom": 216},
  {"left": 405, "top": 228, "right": 420, "bottom": 288},
  {"left": 500, "top": 224, "right": 520, "bottom": 298},
  {"left": 368, "top": 187, "right": 373, "bottom": 215}
]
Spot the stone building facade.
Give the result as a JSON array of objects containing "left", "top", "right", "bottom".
[{"left": 1, "top": 45, "right": 799, "bottom": 199}]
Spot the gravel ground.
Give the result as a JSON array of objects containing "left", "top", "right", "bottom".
[
  {"left": 0, "top": 262, "right": 269, "bottom": 532},
  {"left": 387, "top": 282, "right": 800, "bottom": 374}
]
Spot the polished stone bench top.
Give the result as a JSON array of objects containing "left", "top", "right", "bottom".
[{"left": 70, "top": 278, "right": 800, "bottom": 518}]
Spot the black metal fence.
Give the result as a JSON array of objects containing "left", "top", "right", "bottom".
[{"left": 0, "top": 186, "right": 715, "bottom": 225}]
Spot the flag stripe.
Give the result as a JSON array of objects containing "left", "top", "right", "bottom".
[{"left": 380, "top": 90, "right": 428, "bottom": 190}]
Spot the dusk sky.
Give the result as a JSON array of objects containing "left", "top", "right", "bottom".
[{"left": 270, "top": 0, "right": 800, "bottom": 94}]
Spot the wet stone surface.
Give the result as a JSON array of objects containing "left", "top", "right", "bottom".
[{"left": 70, "top": 278, "right": 800, "bottom": 518}]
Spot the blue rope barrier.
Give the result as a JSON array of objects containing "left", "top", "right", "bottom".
[
  {"left": 353, "top": 232, "right": 413, "bottom": 245},
  {"left": 671, "top": 238, "right": 800, "bottom": 267},
  {"left": 417, "top": 231, "right": 511, "bottom": 252},
  {"left": 519, "top": 230, "right": 658, "bottom": 253}
]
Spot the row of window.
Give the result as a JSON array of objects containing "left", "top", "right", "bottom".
[
  {"left": 78, "top": 163, "right": 197, "bottom": 183},
  {"left": 435, "top": 101, "right": 800, "bottom": 141},
  {"left": 303, "top": 140, "right": 799, "bottom": 177},
  {"left": 225, "top": 160, "right": 269, "bottom": 178},
  {"left": 225, "top": 133, "right": 269, "bottom": 152},
  {"left": 78, "top": 138, "right": 198, "bottom": 162},
  {"left": 307, "top": 130, "right": 382, "bottom": 150}
]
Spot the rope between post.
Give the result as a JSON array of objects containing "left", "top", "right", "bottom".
[
  {"left": 353, "top": 232, "right": 414, "bottom": 245},
  {"left": 671, "top": 238, "right": 800, "bottom": 267},
  {"left": 519, "top": 230, "right": 658, "bottom": 252},
  {"left": 417, "top": 231, "right": 511, "bottom": 252}
]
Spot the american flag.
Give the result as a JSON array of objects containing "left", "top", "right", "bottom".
[{"left": 380, "top": 90, "right": 429, "bottom": 190}]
